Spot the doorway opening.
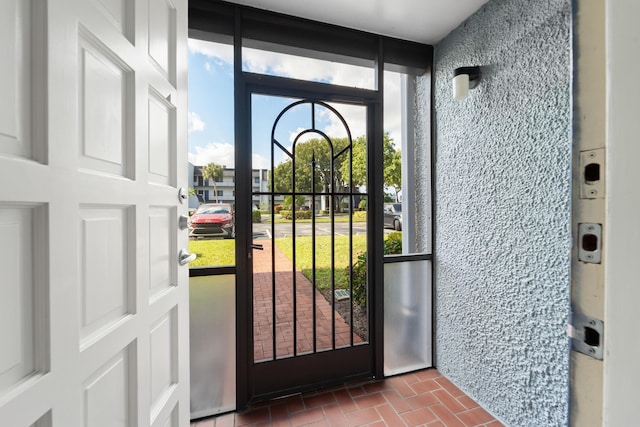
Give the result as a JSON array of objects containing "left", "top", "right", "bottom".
[{"left": 187, "top": 1, "right": 432, "bottom": 416}]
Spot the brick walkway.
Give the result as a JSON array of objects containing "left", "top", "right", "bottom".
[{"left": 252, "top": 241, "right": 363, "bottom": 362}]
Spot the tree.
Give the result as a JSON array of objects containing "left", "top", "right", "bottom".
[
  {"left": 272, "top": 137, "right": 350, "bottom": 212},
  {"left": 341, "top": 132, "right": 402, "bottom": 200},
  {"left": 201, "top": 162, "right": 223, "bottom": 202},
  {"left": 385, "top": 149, "right": 402, "bottom": 202}
]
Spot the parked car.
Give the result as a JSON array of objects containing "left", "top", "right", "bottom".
[
  {"left": 383, "top": 203, "right": 402, "bottom": 231},
  {"left": 189, "top": 203, "right": 235, "bottom": 238}
]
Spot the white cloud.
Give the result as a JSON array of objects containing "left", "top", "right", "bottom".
[
  {"left": 188, "top": 38, "right": 233, "bottom": 63},
  {"left": 188, "top": 141, "right": 270, "bottom": 170},
  {"left": 243, "top": 47, "right": 374, "bottom": 90},
  {"left": 188, "top": 142, "right": 234, "bottom": 167},
  {"left": 252, "top": 153, "right": 269, "bottom": 170},
  {"left": 288, "top": 127, "right": 319, "bottom": 144},
  {"left": 188, "top": 112, "right": 206, "bottom": 133}
]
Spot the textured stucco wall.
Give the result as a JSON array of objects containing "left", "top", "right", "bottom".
[{"left": 415, "top": 0, "right": 572, "bottom": 425}]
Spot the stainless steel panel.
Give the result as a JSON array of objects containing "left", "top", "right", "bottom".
[
  {"left": 383, "top": 259, "right": 432, "bottom": 376},
  {"left": 189, "top": 275, "right": 236, "bottom": 419}
]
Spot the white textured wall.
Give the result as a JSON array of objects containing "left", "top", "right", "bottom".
[{"left": 415, "top": 0, "right": 572, "bottom": 425}]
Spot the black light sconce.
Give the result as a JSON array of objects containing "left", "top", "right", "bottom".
[{"left": 453, "top": 66, "right": 481, "bottom": 100}]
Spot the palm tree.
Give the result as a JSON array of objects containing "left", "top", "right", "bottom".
[{"left": 201, "top": 162, "right": 224, "bottom": 202}]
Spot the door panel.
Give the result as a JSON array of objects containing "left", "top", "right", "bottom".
[
  {"left": 249, "top": 94, "right": 372, "bottom": 399},
  {"left": 0, "top": 0, "right": 189, "bottom": 425}
]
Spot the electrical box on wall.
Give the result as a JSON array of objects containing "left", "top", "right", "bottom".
[{"left": 580, "top": 149, "right": 605, "bottom": 199}]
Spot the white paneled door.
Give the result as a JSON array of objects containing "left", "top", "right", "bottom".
[{"left": 0, "top": 0, "right": 189, "bottom": 426}]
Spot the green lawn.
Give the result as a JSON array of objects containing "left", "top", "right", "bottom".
[
  {"left": 265, "top": 216, "right": 366, "bottom": 224},
  {"left": 275, "top": 235, "right": 367, "bottom": 290},
  {"left": 188, "top": 239, "right": 235, "bottom": 267},
  {"left": 187, "top": 235, "right": 367, "bottom": 288}
]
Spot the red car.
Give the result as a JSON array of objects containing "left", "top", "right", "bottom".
[{"left": 189, "top": 203, "right": 235, "bottom": 238}]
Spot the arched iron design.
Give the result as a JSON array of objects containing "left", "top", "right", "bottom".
[{"left": 262, "top": 99, "right": 361, "bottom": 360}]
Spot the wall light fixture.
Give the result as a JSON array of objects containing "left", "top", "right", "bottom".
[{"left": 453, "top": 66, "right": 481, "bottom": 100}]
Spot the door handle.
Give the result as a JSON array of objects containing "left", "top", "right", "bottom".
[
  {"left": 251, "top": 244, "right": 264, "bottom": 250},
  {"left": 178, "top": 248, "right": 196, "bottom": 266}
]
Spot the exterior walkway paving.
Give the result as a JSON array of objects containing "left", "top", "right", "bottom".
[{"left": 252, "top": 241, "right": 362, "bottom": 362}]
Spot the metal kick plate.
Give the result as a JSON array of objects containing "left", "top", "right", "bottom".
[{"left": 570, "top": 312, "right": 604, "bottom": 360}]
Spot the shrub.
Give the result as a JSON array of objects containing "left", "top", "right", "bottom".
[
  {"left": 384, "top": 232, "right": 402, "bottom": 255},
  {"left": 252, "top": 210, "right": 262, "bottom": 223},
  {"left": 358, "top": 199, "right": 367, "bottom": 210},
  {"left": 350, "top": 252, "right": 368, "bottom": 306},
  {"left": 278, "top": 210, "right": 312, "bottom": 220},
  {"left": 347, "top": 232, "right": 403, "bottom": 307}
]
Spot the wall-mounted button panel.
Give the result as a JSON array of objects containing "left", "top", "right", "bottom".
[{"left": 580, "top": 148, "right": 605, "bottom": 199}]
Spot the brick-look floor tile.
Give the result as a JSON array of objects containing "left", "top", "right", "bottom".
[
  {"left": 215, "top": 413, "right": 235, "bottom": 427},
  {"left": 284, "top": 395, "right": 306, "bottom": 414},
  {"left": 346, "top": 386, "right": 366, "bottom": 398},
  {"left": 322, "top": 403, "right": 349, "bottom": 427},
  {"left": 333, "top": 389, "right": 359, "bottom": 413},
  {"left": 353, "top": 392, "right": 387, "bottom": 409},
  {"left": 456, "top": 407, "right": 495, "bottom": 426},
  {"left": 362, "top": 381, "right": 391, "bottom": 394},
  {"left": 344, "top": 407, "right": 382, "bottom": 426},
  {"left": 193, "top": 370, "right": 502, "bottom": 427},
  {"left": 236, "top": 407, "right": 271, "bottom": 426},
  {"left": 410, "top": 379, "right": 442, "bottom": 395},
  {"left": 388, "top": 376, "right": 418, "bottom": 398},
  {"left": 303, "top": 392, "right": 336, "bottom": 409},
  {"left": 415, "top": 369, "right": 443, "bottom": 382},
  {"left": 406, "top": 391, "right": 439, "bottom": 410},
  {"left": 376, "top": 403, "right": 407, "bottom": 426},
  {"left": 270, "top": 403, "right": 289, "bottom": 421},
  {"left": 382, "top": 389, "right": 413, "bottom": 414},
  {"left": 289, "top": 407, "right": 325, "bottom": 427},
  {"left": 433, "top": 389, "right": 467, "bottom": 413},
  {"left": 434, "top": 377, "right": 466, "bottom": 399},
  {"left": 456, "top": 395, "right": 480, "bottom": 410},
  {"left": 430, "top": 404, "right": 465, "bottom": 427},
  {"left": 401, "top": 407, "right": 438, "bottom": 427},
  {"left": 269, "top": 418, "right": 292, "bottom": 427}
]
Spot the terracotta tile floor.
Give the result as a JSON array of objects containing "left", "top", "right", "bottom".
[
  {"left": 252, "top": 241, "right": 363, "bottom": 362},
  {"left": 190, "top": 369, "right": 504, "bottom": 427}
]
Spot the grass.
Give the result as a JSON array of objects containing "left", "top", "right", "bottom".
[
  {"left": 263, "top": 213, "right": 367, "bottom": 224},
  {"left": 275, "top": 235, "right": 367, "bottom": 290},
  {"left": 188, "top": 239, "right": 235, "bottom": 267}
]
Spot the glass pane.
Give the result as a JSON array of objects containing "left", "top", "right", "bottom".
[
  {"left": 189, "top": 275, "right": 236, "bottom": 416},
  {"left": 383, "top": 259, "right": 432, "bottom": 375},
  {"left": 187, "top": 39, "right": 236, "bottom": 267},
  {"left": 242, "top": 45, "right": 375, "bottom": 90}
]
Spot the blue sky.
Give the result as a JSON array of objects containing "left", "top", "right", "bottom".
[{"left": 187, "top": 39, "right": 401, "bottom": 169}]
